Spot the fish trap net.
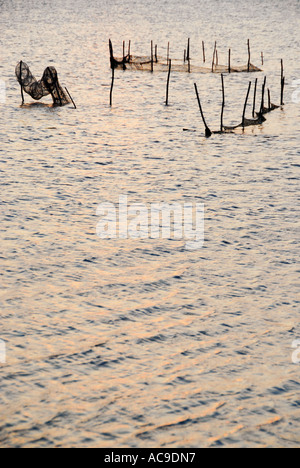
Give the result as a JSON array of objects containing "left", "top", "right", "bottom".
[{"left": 15, "top": 61, "right": 70, "bottom": 105}]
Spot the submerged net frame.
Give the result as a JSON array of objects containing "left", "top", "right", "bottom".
[
  {"left": 15, "top": 61, "right": 71, "bottom": 106},
  {"left": 108, "top": 39, "right": 285, "bottom": 135},
  {"left": 109, "top": 40, "right": 262, "bottom": 74},
  {"left": 192, "top": 71, "right": 283, "bottom": 138}
]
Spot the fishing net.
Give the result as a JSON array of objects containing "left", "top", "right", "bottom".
[
  {"left": 109, "top": 40, "right": 262, "bottom": 74},
  {"left": 111, "top": 55, "right": 262, "bottom": 74},
  {"left": 191, "top": 73, "right": 282, "bottom": 138},
  {"left": 15, "top": 61, "right": 70, "bottom": 105},
  {"left": 223, "top": 115, "right": 266, "bottom": 131}
]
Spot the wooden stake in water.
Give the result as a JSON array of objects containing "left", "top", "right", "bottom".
[
  {"left": 65, "top": 87, "right": 77, "bottom": 109},
  {"left": 187, "top": 38, "right": 190, "bottom": 62},
  {"left": 260, "top": 76, "right": 267, "bottom": 115},
  {"left": 165, "top": 59, "right": 172, "bottom": 106},
  {"left": 21, "top": 86, "right": 24, "bottom": 105},
  {"left": 194, "top": 82, "right": 212, "bottom": 138},
  {"left": 212, "top": 41, "right": 217, "bottom": 72},
  {"left": 281, "top": 76, "right": 285, "bottom": 106},
  {"left": 122, "top": 41, "right": 127, "bottom": 70},
  {"left": 110, "top": 66, "right": 115, "bottom": 107},
  {"left": 281, "top": 59, "right": 285, "bottom": 105},
  {"left": 242, "top": 81, "right": 252, "bottom": 129},
  {"left": 187, "top": 38, "right": 191, "bottom": 72},
  {"left": 109, "top": 39, "right": 115, "bottom": 70},
  {"left": 202, "top": 41, "right": 206, "bottom": 63},
  {"left": 247, "top": 39, "right": 251, "bottom": 72},
  {"left": 228, "top": 49, "right": 231, "bottom": 74},
  {"left": 220, "top": 74, "right": 225, "bottom": 132},
  {"left": 20, "top": 60, "right": 25, "bottom": 105},
  {"left": 261, "top": 52, "right": 264, "bottom": 66},
  {"left": 151, "top": 41, "right": 154, "bottom": 72},
  {"left": 252, "top": 78, "right": 258, "bottom": 118}
]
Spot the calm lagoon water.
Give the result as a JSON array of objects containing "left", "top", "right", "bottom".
[{"left": 0, "top": 0, "right": 299, "bottom": 448}]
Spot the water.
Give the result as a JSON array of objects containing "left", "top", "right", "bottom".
[{"left": 0, "top": 0, "right": 300, "bottom": 448}]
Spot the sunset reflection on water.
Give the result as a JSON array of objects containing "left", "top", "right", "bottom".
[{"left": 0, "top": 0, "right": 299, "bottom": 448}]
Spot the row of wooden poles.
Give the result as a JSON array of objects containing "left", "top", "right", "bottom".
[
  {"left": 109, "top": 38, "right": 285, "bottom": 137},
  {"left": 121, "top": 38, "right": 263, "bottom": 70},
  {"left": 110, "top": 38, "right": 265, "bottom": 107},
  {"left": 194, "top": 60, "right": 285, "bottom": 138},
  {"left": 111, "top": 60, "right": 284, "bottom": 116},
  {"left": 202, "top": 39, "right": 264, "bottom": 73},
  {"left": 184, "top": 38, "right": 263, "bottom": 73}
]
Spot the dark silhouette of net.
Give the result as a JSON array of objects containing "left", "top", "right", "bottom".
[
  {"left": 109, "top": 41, "right": 262, "bottom": 74},
  {"left": 112, "top": 56, "right": 261, "bottom": 73},
  {"left": 15, "top": 61, "right": 70, "bottom": 105}
]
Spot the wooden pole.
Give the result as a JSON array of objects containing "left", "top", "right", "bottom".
[
  {"left": 281, "top": 76, "right": 285, "bottom": 106},
  {"left": 261, "top": 52, "right": 264, "bottom": 66},
  {"left": 281, "top": 59, "right": 285, "bottom": 105},
  {"left": 202, "top": 41, "right": 206, "bottom": 63},
  {"left": 167, "top": 42, "right": 170, "bottom": 64},
  {"left": 221, "top": 74, "right": 225, "bottom": 132},
  {"left": 247, "top": 39, "right": 251, "bottom": 72},
  {"left": 194, "top": 83, "right": 212, "bottom": 138},
  {"left": 260, "top": 76, "right": 267, "bottom": 115},
  {"left": 228, "top": 49, "right": 231, "bottom": 74},
  {"left": 151, "top": 41, "right": 154, "bottom": 72},
  {"left": 65, "top": 87, "right": 77, "bottom": 109},
  {"left": 110, "top": 66, "right": 115, "bottom": 106},
  {"left": 155, "top": 44, "right": 158, "bottom": 63},
  {"left": 252, "top": 78, "right": 258, "bottom": 118},
  {"left": 187, "top": 38, "right": 190, "bottom": 62},
  {"left": 268, "top": 88, "right": 271, "bottom": 111},
  {"left": 128, "top": 40, "right": 131, "bottom": 57},
  {"left": 242, "top": 81, "right": 252, "bottom": 129},
  {"left": 212, "top": 41, "right": 217, "bottom": 72},
  {"left": 20, "top": 60, "right": 25, "bottom": 105},
  {"left": 109, "top": 39, "right": 115, "bottom": 70},
  {"left": 165, "top": 59, "right": 172, "bottom": 106}
]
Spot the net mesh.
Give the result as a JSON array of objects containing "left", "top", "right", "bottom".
[
  {"left": 15, "top": 61, "right": 70, "bottom": 105},
  {"left": 109, "top": 39, "right": 262, "bottom": 73},
  {"left": 113, "top": 56, "right": 261, "bottom": 73}
]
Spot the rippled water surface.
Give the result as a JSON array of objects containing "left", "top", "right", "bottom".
[{"left": 0, "top": 0, "right": 300, "bottom": 448}]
